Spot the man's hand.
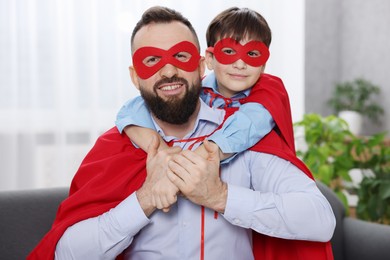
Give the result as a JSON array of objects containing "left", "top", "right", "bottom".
[
  {"left": 167, "top": 140, "right": 228, "bottom": 213},
  {"left": 136, "top": 136, "right": 181, "bottom": 216},
  {"left": 194, "top": 141, "right": 233, "bottom": 161}
]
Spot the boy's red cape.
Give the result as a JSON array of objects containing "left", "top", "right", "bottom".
[
  {"left": 28, "top": 73, "right": 333, "bottom": 260},
  {"left": 242, "top": 74, "right": 334, "bottom": 259}
]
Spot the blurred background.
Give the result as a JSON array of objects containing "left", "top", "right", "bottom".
[{"left": 0, "top": 0, "right": 389, "bottom": 191}]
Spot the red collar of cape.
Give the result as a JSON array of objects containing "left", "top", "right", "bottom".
[{"left": 28, "top": 74, "right": 333, "bottom": 260}]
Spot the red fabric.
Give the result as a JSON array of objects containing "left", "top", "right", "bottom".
[
  {"left": 28, "top": 109, "right": 235, "bottom": 260},
  {"left": 27, "top": 127, "right": 148, "bottom": 259},
  {"left": 252, "top": 235, "right": 334, "bottom": 260},
  {"left": 241, "top": 73, "right": 296, "bottom": 152},
  {"left": 242, "top": 75, "right": 314, "bottom": 178},
  {"left": 28, "top": 74, "right": 334, "bottom": 260},
  {"left": 242, "top": 74, "right": 333, "bottom": 259}
]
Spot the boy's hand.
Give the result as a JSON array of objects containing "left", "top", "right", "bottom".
[{"left": 124, "top": 125, "right": 169, "bottom": 153}]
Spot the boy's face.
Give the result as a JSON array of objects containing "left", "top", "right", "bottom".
[{"left": 205, "top": 37, "right": 266, "bottom": 98}]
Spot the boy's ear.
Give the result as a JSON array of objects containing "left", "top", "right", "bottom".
[
  {"left": 260, "top": 65, "right": 266, "bottom": 74},
  {"left": 204, "top": 51, "right": 215, "bottom": 70},
  {"left": 129, "top": 65, "right": 140, "bottom": 90}
]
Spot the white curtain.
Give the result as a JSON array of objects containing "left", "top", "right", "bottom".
[{"left": 0, "top": 0, "right": 305, "bottom": 190}]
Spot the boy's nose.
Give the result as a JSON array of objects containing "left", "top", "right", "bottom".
[
  {"left": 232, "top": 59, "right": 247, "bottom": 69},
  {"left": 159, "top": 63, "right": 179, "bottom": 78}
]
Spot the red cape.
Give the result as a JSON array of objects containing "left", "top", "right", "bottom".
[
  {"left": 28, "top": 127, "right": 148, "bottom": 259},
  {"left": 242, "top": 74, "right": 333, "bottom": 259},
  {"left": 28, "top": 74, "right": 333, "bottom": 260},
  {"left": 241, "top": 74, "right": 314, "bottom": 179},
  {"left": 27, "top": 109, "right": 234, "bottom": 260}
]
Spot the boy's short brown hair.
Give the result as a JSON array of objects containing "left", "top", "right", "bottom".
[{"left": 206, "top": 7, "right": 272, "bottom": 47}]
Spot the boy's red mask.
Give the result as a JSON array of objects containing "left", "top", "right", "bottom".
[
  {"left": 207, "top": 38, "right": 270, "bottom": 67},
  {"left": 132, "top": 41, "right": 201, "bottom": 79}
]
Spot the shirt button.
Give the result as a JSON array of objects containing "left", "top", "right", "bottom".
[{"left": 233, "top": 218, "right": 240, "bottom": 224}]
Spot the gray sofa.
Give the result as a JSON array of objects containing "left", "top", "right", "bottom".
[
  {"left": 316, "top": 182, "right": 390, "bottom": 260},
  {"left": 0, "top": 183, "right": 390, "bottom": 260},
  {"left": 0, "top": 187, "right": 68, "bottom": 259}
]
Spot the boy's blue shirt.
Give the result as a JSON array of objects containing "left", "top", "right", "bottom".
[{"left": 115, "top": 72, "right": 275, "bottom": 154}]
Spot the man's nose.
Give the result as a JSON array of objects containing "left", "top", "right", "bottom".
[
  {"left": 232, "top": 59, "right": 247, "bottom": 69},
  {"left": 159, "top": 63, "right": 179, "bottom": 78}
]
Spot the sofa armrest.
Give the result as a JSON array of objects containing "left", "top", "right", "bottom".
[
  {"left": 344, "top": 217, "right": 390, "bottom": 260},
  {"left": 316, "top": 181, "right": 346, "bottom": 260},
  {"left": 0, "top": 187, "right": 68, "bottom": 259}
]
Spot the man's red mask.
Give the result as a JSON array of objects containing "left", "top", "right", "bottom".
[
  {"left": 132, "top": 41, "right": 201, "bottom": 79},
  {"left": 207, "top": 38, "right": 270, "bottom": 67}
]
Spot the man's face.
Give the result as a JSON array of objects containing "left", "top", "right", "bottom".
[{"left": 130, "top": 22, "right": 205, "bottom": 124}]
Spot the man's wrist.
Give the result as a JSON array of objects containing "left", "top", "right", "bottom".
[
  {"left": 136, "top": 186, "right": 155, "bottom": 217},
  {"left": 214, "top": 182, "right": 228, "bottom": 214}
]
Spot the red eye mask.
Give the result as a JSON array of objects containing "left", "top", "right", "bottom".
[
  {"left": 132, "top": 41, "right": 201, "bottom": 79},
  {"left": 207, "top": 38, "right": 270, "bottom": 67}
]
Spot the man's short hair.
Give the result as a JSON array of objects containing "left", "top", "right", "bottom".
[{"left": 131, "top": 6, "right": 200, "bottom": 53}]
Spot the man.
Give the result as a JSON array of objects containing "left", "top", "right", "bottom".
[{"left": 28, "top": 6, "right": 335, "bottom": 260}]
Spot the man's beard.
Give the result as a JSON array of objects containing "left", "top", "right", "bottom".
[{"left": 140, "top": 76, "right": 201, "bottom": 125}]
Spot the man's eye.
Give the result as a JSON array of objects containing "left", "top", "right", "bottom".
[
  {"left": 247, "top": 50, "right": 260, "bottom": 57},
  {"left": 174, "top": 52, "right": 191, "bottom": 62},
  {"left": 143, "top": 56, "right": 161, "bottom": 67},
  {"left": 222, "top": 48, "right": 236, "bottom": 55}
]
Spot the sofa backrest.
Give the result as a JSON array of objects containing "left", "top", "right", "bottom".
[
  {"left": 316, "top": 181, "right": 346, "bottom": 260},
  {"left": 0, "top": 187, "right": 68, "bottom": 259},
  {"left": 0, "top": 182, "right": 371, "bottom": 260}
]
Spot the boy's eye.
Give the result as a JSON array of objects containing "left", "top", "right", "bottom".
[
  {"left": 143, "top": 56, "right": 161, "bottom": 67},
  {"left": 174, "top": 52, "right": 192, "bottom": 62},
  {"left": 247, "top": 50, "right": 261, "bottom": 57},
  {"left": 221, "top": 47, "right": 236, "bottom": 55}
]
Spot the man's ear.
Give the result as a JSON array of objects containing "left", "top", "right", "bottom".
[
  {"left": 204, "top": 51, "right": 214, "bottom": 70},
  {"left": 129, "top": 65, "right": 140, "bottom": 90},
  {"left": 198, "top": 56, "right": 206, "bottom": 78}
]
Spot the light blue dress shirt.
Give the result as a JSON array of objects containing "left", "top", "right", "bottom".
[
  {"left": 55, "top": 100, "right": 336, "bottom": 260},
  {"left": 115, "top": 72, "right": 275, "bottom": 154}
]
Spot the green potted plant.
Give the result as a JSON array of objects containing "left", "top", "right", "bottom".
[
  {"left": 352, "top": 132, "right": 390, "bottom": 224},
  {"left": 294, "top": 113, "right": 355, "bottom": 210},
  {"left": 295, "top": 113, "right": 390, "bottom": 222},
  {"left": 327, "top": 78, "right": 384, "bottom": 135}
]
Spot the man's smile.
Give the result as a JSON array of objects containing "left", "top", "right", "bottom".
[{"left": 157, "top": 82, "right": 185, "bottom": 97}]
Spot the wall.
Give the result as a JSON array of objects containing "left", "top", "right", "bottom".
[
  {"left": 0, "top": 0, "right": 306, "bottom": 190},
  {"left": 305, "top": 0, "right": 390, "bottom": 136}
]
